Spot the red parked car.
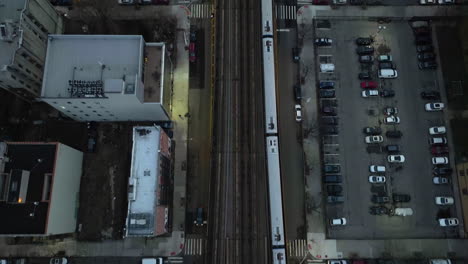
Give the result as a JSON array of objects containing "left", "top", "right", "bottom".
[
  {"left": 431, "top": 146, "right": 449, "bottom": 155},
  {"left": 360, "top": 81, "right": 378, "bottom": 89},
  {"left": 189, "top": 43, "right": 196, "bottom": 63},
  {"left": 312, "top": 0, "right": 330, "bottom": 4}
]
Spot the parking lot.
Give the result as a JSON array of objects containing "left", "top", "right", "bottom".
[{"left": 316, "top": 20, "right": 460, "bottom": 239}]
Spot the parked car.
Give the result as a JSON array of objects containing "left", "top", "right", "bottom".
[
  {"left": 417, "top": 44, "right": 434, "bottom": 53},
  {"left": 189, "top": 43, "right": 196, "bottom": 63},
  {"left": 432, "top": 157, "right": 449, "bottom": 165},
  {"left": 326, "top": 184, "right": 343, "bottom": 195},
  {"left": 329, "top": 217, "right": 347, "bottom": 226},
  {"left": 294, "top": 84, "right": 302, "bottom": 101},
  {"left": 386, "top": 144, "right": 400, "bottom": 153},
  {"left": 295, "top": 104, "right": 302, "bottom": 122},
  {"left": 415, "top": 35, "right": 432, "bottom": 45},
  {"left": 369, "top": 165, "right": 386, "bottom": 173},
  {"left": 190, "top": 27, "right": 197, "bottom": 42},
  {"left": 356, "top": 46, "right": 374, "bottom": 54},
  {"left": 329, "top": 260, "right": 348, "bottom": 264},
  {"left": 332, "top": 0, "right": 347, "bottom": 4},
  {"left": 388, "top": 155, "right": 405, "bottom": 163},
  {"left": 322, "top": 106, "right": 338, "bottom": 116},
  {"left": 379, "top": 62, "right": 396, "bottom": 69},
  {"left": 369, "top": 175, "right": 386, "bottom": 183},
  {"left": 319, "top": 81, "right": 335, "bottom": 89},
  {"left": 356, "top": 37, "right": 373, "bottom": 45},
  {"left": 315, "top": 38, "right": 333, "bottom": 46},
  {"left": 365, "top": 135, "right": 384, "bottom": 144},
  {"left": 363, "top": 126, "right": 382, "bottom": 135},
  {"left": 419, "top": 61, "right": 438, "bottom": 70},
  {"left": 362, "top": 90, "right": 379, "bottom": 98},
  {"left": 429, "top": 126, "right": 446, "bottom": 135},
  {"left": 380, "top": 89, "right": 395, "bottom": 98},
  {"left": 361, "top": 81, "right": 378, "bottom": 89},
  {"left": 378, "top": 69, "right": 398, "bottom": 78},
  {"left": 383, "top": 116, "right": 400, "bottom": 124},
  {"left": 431, "top": 146, "right": 449, "bottom": 155},
  {"left": 324, "top": 164, "right": 341, "bottom": 173},
  {"left": 371, "top": 195, "right": 390, "bottom": 204},
  {"left": 418, "top": 52, "right": 436, "bottom": 61},
  {"left": 438, "top": 0, "right": 455, "bottom": 4},
  {"left": 421, "top": 91, "right": 441, "bottom": 100},
  {"left": 378, "top": 55, "right": 392, "bottom": 62},
  {"left": 438, "top": 218, "right": 459, "bottom": 227},
  {"left": 429, "top": 137, "right": 448, "bottom": 145},
  {"left": 433, "top": 176, "right": 449, "bottom": 184},
  {"left": 386, "top": 130, "right": 403, "bottom": 138},
  {"left": 118, "top": 0, "right": 134, "bottom": 4},
  {"left": 49, "top": 258, "right": 68, "bottom": 264},
  {"left": 435, "top": 196, "right": 454, "bottom": 205},
  {"left": 320, "top": 63, "right": 335, "bottom": 72},
  {"left": 323, "top": 175, "right": 342, "bottom": 183},
  {"left": 320, "top": 90, "right": 336, "bottom": 98},
  {"left": 358, "top": 72, "right": 372, "bottom": 80},
  {"left": 327, "top": 195, "right": 345, "bottom": 203},
  {"left": 433, "top": 166, "right": 453, "bottom": 175},
  {"left": 322, "top": 126, "right": 339, "bottom": 135},
  {"left": 425, "top": 102, "right": 444, "bottom": 111},
  {"left": 359, "top": 55, "right": 374, "bottom": 63},
  {"left": 322, "top": 117, "right": 339, "bottom": 125},
  {"left": 393, "top": 194, "right": 411, "bottom": 203},
  {"left": 420, "top": 0, "right": 437, "bottom": 4},
  {"left": 384, "top": 107, "right": 398, "bottom": 116},
  {"left": 292, "top": 48, "right": 300, "bottom": 62},
  {"left": 369, "top": 206, "right": 389, "bottom": 215}
]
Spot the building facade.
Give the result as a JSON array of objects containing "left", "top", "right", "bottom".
[
  {"left": 41, "top": 35, "right": 172, "bottom": 122},
  {"left": 0, "top": 142, "right": 83, "bottom": 236},
  {"left": 0, "top": 0, "right": 63, "bottom": 100}
]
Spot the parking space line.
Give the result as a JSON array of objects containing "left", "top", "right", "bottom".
[{"left": 323, "top": 153, "right": 340, "bottom": 156}]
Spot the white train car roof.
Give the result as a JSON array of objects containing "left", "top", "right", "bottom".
[
  {"left": 261, "top": 0, "right": 274, "bottom": 36},
  {"left": 266, "top": 136, "right": 285, "bottom": 247},
  {"left": 263, "top": 38, "right": 278, "bottom": 135},
  {"left": 272, "top": 248, "right": 287, "bottom": 264}
]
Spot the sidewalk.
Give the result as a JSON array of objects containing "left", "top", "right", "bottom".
[{"left": 298, "top": 4, "right": 468, "bottom": 260}]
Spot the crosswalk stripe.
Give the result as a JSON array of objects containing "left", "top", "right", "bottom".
[
  {"left": 275, "top": 5, "right": 297, "bottom": 20},
  {"left": 184, "top": 238, "right": 204, "bottom": 255},
  {"left": 189, "top": 4, "right": 213, "bottom": 19},
  {"left": 287, "top": 239, "right": 307, "bottom": 257}
]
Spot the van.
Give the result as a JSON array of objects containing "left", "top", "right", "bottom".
[
  {"left": 323, "top": 175, "right": 342, "bottom": 183},
  {"left": 429, "top": 137, "right": 447, "bottom": 145},
  {"left": 378, "top": 69, "right": 398, "bottom": 79},
  {"left": 320, "top": 64, "right": 335, "bottom": 73}
]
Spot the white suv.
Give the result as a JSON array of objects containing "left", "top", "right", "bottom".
[
  {"left": 369, "top": 165, "right": 386, "bottom": 173},
  {"left": 432, "top": 157, "right": 449, "bottom": 165},
  {"left": 295, "top": 104, "right": 302, "bottom": 122}
]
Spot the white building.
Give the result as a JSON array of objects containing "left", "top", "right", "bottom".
[
  {"left": 41, "top": 35, "right": 171, "bottom": 122},
  {"left": 125, "top": 126, "right": 172, "bottom": 237},
  {"left": 0, "top": 142, "right": 83, "bottom": 236},
  {"left": 0, "top": 0, "right": 63, "bottom": 100}
]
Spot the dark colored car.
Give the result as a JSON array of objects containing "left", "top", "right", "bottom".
[
  {"left": 319, "top": 81, "right": 335, "bottom": 89},
  {"left": 153, "top": 0, "right": 169, "bottom": 4},
  {"left": 319, "top": 89, "right": 336, "bottom": 98},
  {"left": 379, "top": 62, "right": 396, "bottom": 69},
  {"left": 415, "top": 35, "right": 432, "bottom": 45},
  {"left": 326, "top": 184, "right": 343, "bottom": 195},
  {"left": 371, "top": 195, "right": 390, "bottom": 204},
  {"left": 380, "top": 89, "right": 395, "bottom": 97},
  {"left": 385, "top": 144, "right": 400, "bottom": 153},
  {"left": 419, "top": 61, "right": 437, "bottom": 70},
  {"left": 322, "top": 117, "right": 339, "bottom": 125},
  {"left": 369, "top": 206, "right": 389, "bottom": 215},
  {"left": 322, "top": 126, "right": 339, "bottom": 135},
  {"left": 361, "top": 81, "right": 378, "bottom": 89},
  {"left": 87, "top": 122, "right": 98, "bottom": 153},
  {"left": 359, "top": 55, "right": 374, "bottom": 63},
  {"left": 386, "top": 130, "right": 403, "bottom": 138},
  {"left": 312, "top": 0, "right": 330, "bottom": 4},
  {"left": 322, "top": 106, "right": 338, "bottom": 116},
  {"left": 417, "top": 52, "right": 436, "bottom": 61},
  {"left": 315, "top": 38, "right": 333, "bottom": 46},
  {"left": 416, "top": 44, "right": 434, "bottom": 53},
  {"left": 327, "top": 195, "right": 345, "bottom": 203},
  {"left": 431, "top": 146, "right": 449, "bottom": 155},
  {"left": 420, "top": 91, "right": 441, "bottom": 100},
  {"left": 358, "top": 72, "right": 372, "bottom": 80},
  {"left": 356, "top": 46, "right": 374, "bottom": 55},
  {"left": 350, "top": 0, "right": 365, "bottom": 4},
  {"left": 433, "top": 167, "right": 453, "bottom": 175},
  {"left": 323, "top": 175, "right": 342, "bottom": 183},
  {"left": 324, "top": 164, "right": 341, "bottom": 173},
  {"left": 356, "top": 37, "right": 373, "bottom": 45},
  {"left": 393, "top": 194, "right": 411, "bottom": 203},
  {"left": 292, "top": 48, "right": 300, "bottom": 62},
  {"left": 194, "top": 207, "right": 205, "bottom": 226},
  {"left": 363, "top": 126, "right": 382, "bottom": 135},
  {"left": 294, "top": 84, "right": 302, "bottom": 101},
  {"left": 190, "top": 26, "right": 197, "bottom": 42}
]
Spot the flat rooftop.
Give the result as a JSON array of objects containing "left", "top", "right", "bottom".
[
  {"left": 42, "top": 35, "right": 143, "bottom": 98},
  {"left": 0, "top": 0, "right": 26, "bottom": 67}
]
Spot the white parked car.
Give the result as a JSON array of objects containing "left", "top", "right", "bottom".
[
  {"left": 118, "top": 0, "right": 134, "bottom": 4},
  {"left": 328, "top": 260, "right": 348, "bottom": 264},
  {"left": 438, "top": 218, "right": 459, "bottom": 227},
  {"left": 295, "top": 104, "right": 302, "bottom": 122},
  {"left": 378, "top": 55, "right": 392, "bottom": 62},
  {"left": 420, "top": 0, "right": 436, "bottom": 4},
  {"left": 365, "top": 135, "right": 384, "bottom": 144},
  {"left": 433, "top": 177, "right": 449, "bottom": 185},
  {"left": 435, "top": 196, "right": 454, "bottom": 205},
  {"left": 50, "top": 258, "right": 68, "bottom": 264},
  {"left": 369, "top": 165, "right": 386, "bottom": 173},
  {"left": 384, "top": 115, "right": 400, "bottom": 124},
  {"left": 425, "top": 102, "right": 445, "bottom": 111},
  {"left": 388, "top": 155, "right": 405, "bottom": 163},
  {"left": 320, "top": 63, "right": 335, "bottom": 72},
  {"left": 432, "top": 157, "right": 449, "bottom": 165},
  {"left": 329, "top": 217, "right": 347, "bottom": 226},
  {"left": 362, "top": 90, "right": 379, "bottom": 98},
  {"left": 429, "top": 126, "right": 446, "bottom": 135},
  {"left": 438, "top": 0, "right": 454, "bottom": 4},
  {"left": 369, "top": 175, "right": 386, "bottom": 183}
]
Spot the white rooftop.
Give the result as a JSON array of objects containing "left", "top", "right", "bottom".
[{"left": 126, "top": 126, "right": 161, "bottom": 236}]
